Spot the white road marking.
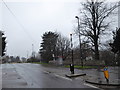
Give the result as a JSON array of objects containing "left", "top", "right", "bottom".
[
  {"left": 54, "top": 74, "right": 72, "bottom": 81},
  {"left": 43, "top": 70, "right": 72, "bottom": 81},
  {"left": 84, "top": 83, "right": 101, "bottom": 89}
]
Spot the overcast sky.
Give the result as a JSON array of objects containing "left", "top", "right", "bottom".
[
  {"left": 1, "top": 0, "right": 82, "bottom": 58},
  {"left": 0, "top": 0, "right": 119, "bottom": 58}
]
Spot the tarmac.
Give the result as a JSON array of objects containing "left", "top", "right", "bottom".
[
  {"left": 2, "top": 63, "right": 120, "bottom": 89},
  {"left": 41, "top": 64, "right": 120, "bottom": 89}
]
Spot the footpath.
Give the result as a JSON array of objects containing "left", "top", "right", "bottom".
[{"left": 41, "top": 64, "right": 120, "bottom": 89}]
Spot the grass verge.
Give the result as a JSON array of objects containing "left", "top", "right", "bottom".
[
  {"left": 31, "top": 62, "right": 98, "bottom": 69},
  {"left": 64, "top": 65, "right": 98, "bottom": 69},
  {"left": 31, "top": 62, "right": 48, "bottom": 65}
]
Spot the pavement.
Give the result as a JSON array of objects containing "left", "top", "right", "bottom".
[{"left": 40, "top": 64, "right": 120, "bottom": 89}]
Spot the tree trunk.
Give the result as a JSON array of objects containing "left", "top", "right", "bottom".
[
  {"left": 118, "top": 53, "right": 120, "bottom": 66},
  {"left": 94, "top": 39, "right": 99, "bottom": 60},
  {"left": 95, "top": 46, "right": 99, "bottom": 60}
]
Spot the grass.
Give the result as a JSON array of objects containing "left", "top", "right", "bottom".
[
  {"left": 64, "top": 65, "right": 98, "bottom": 69},
  {"left": 31, "top": 62, "right": 49, "bottom": 65},
  {"left": 31, "top": 62, "right": 98, "bottom": 69}
]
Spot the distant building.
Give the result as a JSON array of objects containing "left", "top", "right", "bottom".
[{"left": 21, "top": 57, "right": 27, "bottom": 62}]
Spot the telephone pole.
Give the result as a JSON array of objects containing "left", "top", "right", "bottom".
[{"left": 32, "top": 44, "right": 34, "bottom": 57}]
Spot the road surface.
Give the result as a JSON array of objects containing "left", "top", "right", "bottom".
[{"left": 2, "top": 63, "right": 98, "bottom": 89}]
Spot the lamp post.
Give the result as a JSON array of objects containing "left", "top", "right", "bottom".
[
  {"left": 0, "top": 32, "right": 2, "bottom": 57},
  {"left": 70, "top": 33, "right": 74, "bottom": 74},
  {"left": 75, "top": 16, "right": 83, "bottom": 68}
]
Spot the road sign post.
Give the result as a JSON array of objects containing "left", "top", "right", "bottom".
[{"left": 70, "top": 64, "right": 74, "bottom": 74}]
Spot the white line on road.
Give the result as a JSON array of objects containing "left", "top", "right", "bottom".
[
  {"left": 84, "top": 83, "right": 102, "bottom": 89},
  {"left": 43, "top": 70, "right": 72, "bottom": 81},
  {"left": 54, "top": 74, "right": 72, "bottom": 81}
]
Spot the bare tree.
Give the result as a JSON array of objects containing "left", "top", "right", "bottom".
[
  {"left": 75, "top": 0, "right": 119, "bottom": 60},
  {"left": 56, "top": 33, "right": 71, "bottom": 60}
]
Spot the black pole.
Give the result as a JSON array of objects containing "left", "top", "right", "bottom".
[{"left": 70, "top": 33, "right": 74, "bottom": 74}]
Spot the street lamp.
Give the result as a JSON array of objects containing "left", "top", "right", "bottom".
[
  {"left": 70, "top": 33, "right": 74, "bottom": 74},
  {"left": 75, "top": 16, "right": 83, "bottom": 68}
]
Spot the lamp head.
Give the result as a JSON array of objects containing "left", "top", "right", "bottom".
[
  {"left": 70, "top": 32, "right": 72, "bottom": 36},
  {"left": 75, "top": 16, "right": 79, "bottom": 19}
]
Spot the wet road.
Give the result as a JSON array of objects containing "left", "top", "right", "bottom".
[{"left": 2, "top": 63, "right": 96, "bottom": 88}]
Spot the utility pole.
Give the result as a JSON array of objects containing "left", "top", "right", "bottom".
[
  {"left": 70, "top": 33, "right": 74, "bottom": 65},
  {"left": 32, "top": 44, "right": 34, "bottom": 57},
  {"left": 70, "top": 33, "right": 74, "bottom": 74},
  {"left": 31, "top": 44, "right": 34, "bottom": 63}
]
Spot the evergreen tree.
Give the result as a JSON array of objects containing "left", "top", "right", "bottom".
[
  {"left": 110, "top": 28, "right": 120, "bottom": 54},
  {"left": 40, "top": 31, "right": 58, "bottom": 63},
  {"left": 109, "top": 28, "right": 120, "bottom": 65}
]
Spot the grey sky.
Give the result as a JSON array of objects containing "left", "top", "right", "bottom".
[
  {"left": 0, "top": 0, "right": 119, "bottom": 58},
  {"left": 1, "top": 0, "right": 81, "bottom": 58}
]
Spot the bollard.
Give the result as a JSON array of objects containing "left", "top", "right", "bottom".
[
  {"left": 70, "top": 64, "right": 74, "bottom": 74},
  {"left": 103, "top": 66, "right": 109, "bottom": 83}
]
